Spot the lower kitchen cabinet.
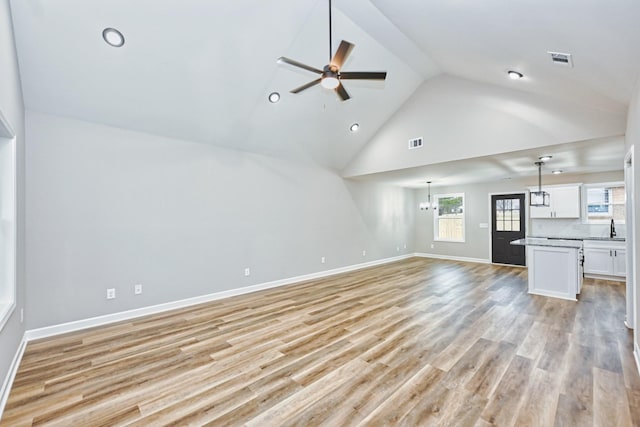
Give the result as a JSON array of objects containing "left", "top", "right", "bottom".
[
  {"left": 527, "top": 244, "right": 582, "bottom": 301},
  {"left": 583, "top": 240, "right": 626, "bottom": 280}
]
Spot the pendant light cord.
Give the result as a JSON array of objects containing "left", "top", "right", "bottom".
[{"left": 536, "top": 161, "right": 543, "bottom": 191}]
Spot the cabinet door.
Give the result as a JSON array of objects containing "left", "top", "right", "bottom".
[
  {"left": 530, "top": 203, "right": 552, "bottom": 218},
  {"left": 583, "top": 248, "right": 613, "bottom": 275},
  {"left": 613, "top": 248, "right": 626, "bottom": 277},
  {"left": 552, "top": 186, "right": 581, "bottom": 218}
]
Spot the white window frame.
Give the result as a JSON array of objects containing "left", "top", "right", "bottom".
[
  {"left": 433, "top": 192, "right": 465, "bottom": 242},
  {"left": 0, "top": 120, "right": 17, "bottom": 332},
  {"left": 582, "top": 181, "right": 625, "bottom": 224}
]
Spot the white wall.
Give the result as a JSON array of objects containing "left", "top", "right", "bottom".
[
  {"left": 414, "top": 171, "right": 624, "bottom": 261},
  {"left": 0, "top": 0, "right": 25, "bottom": 402},
  {"left": 24, "top": 111, "right": 415, "bottom": 329}
]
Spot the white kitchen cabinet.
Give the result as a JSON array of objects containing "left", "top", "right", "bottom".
[
  {"left": 529, "top": 185, "right": 581, "bottom": 219},
  {"left": 613, "top": 248, "right": 626, "bottom": 276},
  {"left": 583, "top": 240, "right": 626, "bottom": 280},
  {"left": 527, "top": 244, "right": 581, "bottom": 301}
]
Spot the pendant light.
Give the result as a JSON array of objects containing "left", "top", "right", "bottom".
[
  {"left": 420, "top": 181, "right": 432, "bottom": 210},
  {"left": 530, "top": 161, "right": 550, "bottom": 207}
]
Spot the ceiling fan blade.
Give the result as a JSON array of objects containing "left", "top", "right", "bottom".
[
  {"left": 291, "top": 78, "right": 322, "bottom": 94},
  {"left": 330, "top": 40, "right": 355, "bottom": 69},
  {"left": 277, "top": 57, "right": 323, "bottom": 75},
  {"left": 335, "top": 83, "right": 351, "bottom": 101},
  {"left": 339, "top": 71, "right": 387, "bottom": 80}
]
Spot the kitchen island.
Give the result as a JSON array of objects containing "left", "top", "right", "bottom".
[{"left": 511, "top": 238, "right": 583, "bottom": 301}]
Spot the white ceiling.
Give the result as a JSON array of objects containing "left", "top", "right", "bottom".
[
  {"left": 371, "top": 0, "right": 640, "bottom": 113},
  {"left": 346, "top": 135, "right": 626, "bottom": 188},
  {"left": 8, "top": 0, "right": 640, "bottom": 181}
]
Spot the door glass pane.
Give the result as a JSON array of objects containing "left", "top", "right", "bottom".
[{"left": 495, "top": 197, "right": 523, "bottom": 232}]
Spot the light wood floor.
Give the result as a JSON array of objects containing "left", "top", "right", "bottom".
[{"left": 2, "top": 258, "right": 639, "bottom": 426}]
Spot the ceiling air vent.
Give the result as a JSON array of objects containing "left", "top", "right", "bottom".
[
  {"left": 548, "top": 51, "right": 573, "bottom": 68},
  {"left": 408, "top": 137, "right": 423, "bottom": 150}
]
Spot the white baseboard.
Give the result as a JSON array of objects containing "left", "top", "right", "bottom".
[
  {"left": 414, "top": 252, "right": 490, "bottom": 264},
  {"left": 584, "top": 273, "right": 626, "bottom": 283},
  {"left": 0, "top": 333, "right": 27, "bottom": 419},
  {"left": 25, "top": 254, "right": 413, "bottom": 342},
  {"left": 2, "top": 254, "right": 412, "bottom": 416},
  {"left": 635, "top": 343, "right": 640, "bottom": 376}
]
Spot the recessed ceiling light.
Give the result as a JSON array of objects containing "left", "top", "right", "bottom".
[
  {"left": 350, "top": 123, "right": 360, "bottom": 132},
  {"left": 538, "top": 155, "right": 552, "bottom": 162},
  {"left": 268, "top": 92, "right": 280, "bottom": 103},
  {"left": 552, "top": 170, "right": 563, "bottom": 174},
  {"left": 507, "top": 70, "right": 523, "bottom": 80},
  {"left": 102, "top": 28, "right": 125, "bottom": 47}
]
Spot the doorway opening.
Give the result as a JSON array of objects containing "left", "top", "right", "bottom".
[{"left": 625, "top": 147, "right": 635, "bottom": 330}]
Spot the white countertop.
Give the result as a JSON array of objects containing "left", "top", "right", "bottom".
[
  {"left": 529, "top": 235, "right": 625, "bottom": 242},
  {"left": 510, "top": 238, "right": 584, "bottom": 249}
]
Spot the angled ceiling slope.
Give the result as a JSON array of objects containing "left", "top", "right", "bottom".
[
  {"left": 9, "top": 0, "right": 429, "bottom": 170},
  {"left": 343, "top": 0, "right": 639, "bottom": 185},
  {"left": 371, "top": 0, "right": 640, "bottom": 112}
]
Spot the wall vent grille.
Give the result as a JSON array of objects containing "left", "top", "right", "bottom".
[
  {"left": 548, "top": 51, "right": 573, "bottom": 68},
  {"left": 408, "top": 137, "right": 423, "bottom": 149}
]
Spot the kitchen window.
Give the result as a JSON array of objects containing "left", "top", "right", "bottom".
[
  {"left": 584, "top": 182, "right": 625, "bottom": 224},
  {"left": 434, "top": 193, "right": 465, "bottom": 242}
]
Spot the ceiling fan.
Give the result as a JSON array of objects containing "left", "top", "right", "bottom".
[{"left": 277, "top": 0, "right": 387, "bottom": 101}]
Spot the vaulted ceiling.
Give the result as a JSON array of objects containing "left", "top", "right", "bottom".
[{"left": 8, "top": 0, "right": 640, "bottom": 185}]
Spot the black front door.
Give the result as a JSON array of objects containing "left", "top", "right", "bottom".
[{"left": 491, "top": 193, "right": 526, "bottom": 266}]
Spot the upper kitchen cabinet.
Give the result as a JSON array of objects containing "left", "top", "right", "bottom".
[{"left": 530, "top": 185, "right": 581, "bottom": 219}]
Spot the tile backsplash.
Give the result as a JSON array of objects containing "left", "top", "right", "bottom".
[{"left": 530, "top": 218, "right": 626, "bottom": 239}]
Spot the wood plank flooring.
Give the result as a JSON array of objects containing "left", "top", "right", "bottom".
[{"left": 2, "top": 257, "right": 639, "bottom": 426}]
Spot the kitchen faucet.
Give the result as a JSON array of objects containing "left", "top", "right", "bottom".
[{"left": 610, "top": 219, "right": 616, "bottom": 239}]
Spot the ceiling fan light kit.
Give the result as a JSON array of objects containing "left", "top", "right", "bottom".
[{"left": 277, "top": 0, "right": 387, "bottom": 101}]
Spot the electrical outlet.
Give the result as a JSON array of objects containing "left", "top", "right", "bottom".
[
  {"left": 321, "top": 256, "right": 326, "bottom": 264},
  {"left": 431, "top": 243, "right": 435, "bottom": 249},
  {"left": 244, "top": 268, "right": 251, "bottom": 277},
  {"left": 134, "top": 284, "right": 143, "bottom": 295},
  {"left": 396, "top": 246, "right": 400, "bottom": 252},
  {"left": 362, "top": 250, "right": 366, "bottom": 257},
  {"left": 404, "top": 243, "right": 407, "bottom": 249},
  {"left": 20, "top": 308, "right": 24, "bottom": 323},
  {"left": 106, "top": 288, "right": 116, "bottom": 300}
]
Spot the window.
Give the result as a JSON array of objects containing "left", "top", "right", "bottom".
[
  {"left": 0, "top": 135, "right": 16, "bottom": 331},
  {"left": 434, "top": 193, "right": 465, "bottom": 242},
  {"left": 495, "top": 198, "right": 521, "bottom": 232},
  {"left": 584, "top": 183, "right": 625, "bottom": 224}
]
